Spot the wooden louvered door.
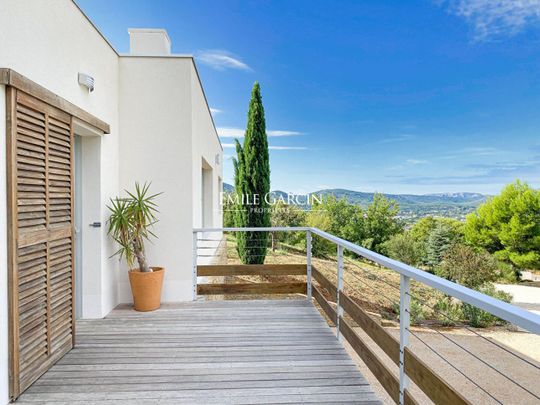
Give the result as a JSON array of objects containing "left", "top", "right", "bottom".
[{"left": 7, "top": 89, "right": 75, "bottom": 398}]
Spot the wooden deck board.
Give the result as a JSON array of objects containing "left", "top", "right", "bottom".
[{"left": 16, "top": 299, "right": 381, "bottom": 404}]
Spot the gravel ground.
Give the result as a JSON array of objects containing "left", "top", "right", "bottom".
[{"left": 338, "top": 326, "right": 540, "bottom": 404}]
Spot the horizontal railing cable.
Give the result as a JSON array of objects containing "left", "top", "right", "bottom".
[
  {"left": 343, "top": 255, "right": 402, "bottom": 292},
  {"left": 343, "top": 259, "right": 540, "bottom": 398},
  {"left": 342, "top": 275, "right": 507, "bottom": 403},
  {"left": 406, "top": 327, "right": 503, "bottom": 404},
  {"left": 403, "top": 308, "right": 540, "bottom": 401},
  {"left": 404, "top": 291, "right": 540, "bottom": 373},
  {"left": 344, "top": 253, "right": 540, "bottom": 373}
]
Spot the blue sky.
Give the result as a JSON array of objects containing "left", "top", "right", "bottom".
[{"left": 78, "top": 0, "right": 540, "bottom": 195}]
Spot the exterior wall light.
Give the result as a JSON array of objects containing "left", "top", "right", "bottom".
[
  {"left": 215, "top": 153, "right": 220, "bottom": 165},
  {"left": 78, "top": 72, "right": 95, "bottom": 92}
]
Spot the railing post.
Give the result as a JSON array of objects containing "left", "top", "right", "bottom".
[
  {"left": 399, "top": 274, "right": 411, "bottom": 404},
  {"left": 336, "top": 244, "right": 344, "bottom": 342},
  {"left": 192, "top": 231, "right": 198, "bottom": 301},
  {"left": 306, "top": 230, "right": 312, "bottom": 300}
]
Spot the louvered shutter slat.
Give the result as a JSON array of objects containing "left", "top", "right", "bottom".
[{"left": 9, "top": 91, "right": 74, "bottom": 397}]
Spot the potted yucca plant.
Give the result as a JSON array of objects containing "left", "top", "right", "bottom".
[{"left": 107, "top": 182, "right": 164, "bottom": 311}]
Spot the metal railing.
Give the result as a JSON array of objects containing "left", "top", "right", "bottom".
[{"left": 193, "top": 226, "right": 540, "bottom": 404}]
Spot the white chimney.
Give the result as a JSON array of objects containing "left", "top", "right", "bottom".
[{"left": 128, "top": 28, "right": 171, "bottom": 55}]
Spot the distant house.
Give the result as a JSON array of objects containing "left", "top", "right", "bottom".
[{"left": 0, "top": 0, "right": 222, "bottom": 400}]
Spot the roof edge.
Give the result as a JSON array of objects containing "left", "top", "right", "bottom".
[{"left": 72, "top": 0, "right": 119, "bottom": 55}]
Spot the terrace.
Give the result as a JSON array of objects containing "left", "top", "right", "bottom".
[{"left": 15, "top": 227, "right": 540, "bottom": 404}]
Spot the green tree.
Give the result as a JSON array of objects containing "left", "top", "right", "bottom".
[
  {"left": 382, "top": 232, "right": 424, "bottom": 267},
  {"left": 270, "top": 201, "right": 306, "bottom": 250},
  {"left": 362, "top": 193, "right": 402, "bottom": 253},
  {"left": 410, "top": 216, "right": 464, "bottom": 244},
  {"left": 426, "top": 223, "right": 455, "bottom": 269},
  {"left": 232, "top": 82, "right": 271, "bottom": 264},
  {"left": 465, "top": 180, "right": 540, "bottom": 269},
  {"left": 306, "top": 196, "right": 364, "bottom": 256}
]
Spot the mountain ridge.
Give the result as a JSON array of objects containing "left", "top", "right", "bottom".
[{"left": 222, "top": 183, "right": 488, "bottom": 220}]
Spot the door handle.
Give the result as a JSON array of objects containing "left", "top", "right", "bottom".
[{"left": 89, "top": 222, "right": 101, "bottom": 228}]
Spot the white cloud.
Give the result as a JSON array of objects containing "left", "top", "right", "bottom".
[
  {"left": 196, "top": 50, "right": 252, "bottom": 71},
  {"left": 218, "top": 127, "right": 245, "bottom": 138},
  {"left": 440, "top": 146, "right": 502, "bottom": 159},
  {"left": 218, "top": 127, "right": 303, "bottom": 138},
  {"left": 462, "top": 146, "right": 501, "bottom": 156},
  {"left": 210, "top": 108, "right": 223, "bottom": 114},
  {"left": 220, "top": 143, "right": 307, "bottom": 151},
  {"left": 406, "top": 159, "right": 429, "bottom": 165},
  {"left": 269, "top": 146, "right": 307, "bottom": 150},
  {"left": 267, "top": 130, "right": 303, "bottom": 137},
  {"left": 376, "top": 134, "right": 415, "bottom": 144},
  {"left": 442, "top": 0, "right": 540, "bottom": 41}
]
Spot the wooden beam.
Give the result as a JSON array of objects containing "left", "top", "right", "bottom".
[
  {"left": 312, "top": 286, "right": 337, "bottom": 325},
  {"left": 197, "top": 264, "right": 307, "bottom": 277},
  {"left": 404, "top": 348, "right": 470, "bottom": 405},
  {"left": 339, "top": 292, "right": 400, "bottom": 363},
  {"left": 339, "top": 318, "right": 418, "bottom": 405},
  {"left": 197, "top": 282, "right": 306, "bottom": 295},
  {"left": 0, "top": 68, "right": 110, "bottom": 133},
  {"left": 339, "top": 292, "right": 469, "bottom": 405},
  {"left": 311, "top": 266, "right": 337, "bottom": 300}
]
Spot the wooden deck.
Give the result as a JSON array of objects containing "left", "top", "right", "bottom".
[{"left": 16, "top": 299, "right": 381, "bottom": 404}]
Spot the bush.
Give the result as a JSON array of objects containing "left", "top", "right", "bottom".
[
  {"left": 497, "top": 261, "right": 520, "bottom": 283},
  {"left": 382, "top": 232, "right": 424, "bottom": 266},
  {"left": 392, "top": 298, "right": 426, "bottom": 326},
  {"left": 433, "top": 294, "right": 463, "bottom": 326},
  {"left": 436, "top": 244, "right": 498, "bottom": 289},
  {"left": 270, "top": 201, "right": 306, "bottom": 249},
  {"left": 462, "top": 284, "right": 513, "bottom": 327}
]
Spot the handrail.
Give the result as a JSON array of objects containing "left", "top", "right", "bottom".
[
  {"left": 194, "top": 226, "right": 310, "bottom": 232},
  {"left": 193, "top": 227, "right": 540, "bottom": 334}
]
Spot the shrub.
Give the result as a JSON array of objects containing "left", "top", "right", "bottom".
[
  {"left": 436, "top": 244, "right": 498, "bottom": 289},
  {"left": 497, "top": 261, "right": 520, "bottom": 283},
  {"left": 433, "top": 294, "right": 463, "bottom": 326},
  {"left": 392, "top": 298, "right": 426, "bottom": 326},
  {"left": 462, "top": 284, "right": 513, "bottom": 327},
  {"left": 382, "top": 232, "right": 424, "bottom": 267},
  {"left": 270, "top": 201, "right": 306, "bottom": 249}
]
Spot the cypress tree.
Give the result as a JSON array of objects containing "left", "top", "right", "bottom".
[{"left": 232, "top": 82, "right": 271, "bottom": 264}]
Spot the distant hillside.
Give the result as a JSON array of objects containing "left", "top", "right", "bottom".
[
  {"left": 312, "top": 189, "right": 487, "bottom": 220},
  {"left": 222, "top": 183, "right": 488, "bottom": 220},
  {"left": 313, "top": 189, "right": 486, "bottom": 209},
  {"left": 223, "top": 182, "right": 234, "bottom": 193}
]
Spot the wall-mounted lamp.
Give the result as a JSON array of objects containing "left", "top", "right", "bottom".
[
  {"left": 215, "top": 154, "right": 220, "bottom": 165},
  {"left": 78, "top": 72, "right": 95, "bottom": 92}
]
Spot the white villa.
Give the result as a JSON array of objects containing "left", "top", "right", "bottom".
[
  {"left": 0, "top": 0, "right": 222, "bottom": 400},
  {"left": 1, "top": 1, "right": 539, "bottom": 405}
]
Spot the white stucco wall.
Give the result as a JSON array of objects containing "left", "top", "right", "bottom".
[
  {"left": 0, "top": 1, "right": 121, "bottom": 401},
  {"left": 191, "top": 63, "right": 224, "bottom": 230},
  {"left": 0, "top": 0, "right": 121, "bottom": 321},
  {"left": 0, "top": 1, "right": 222, "bottom": 400},
  {"left": 118, "top": 56, "right": 195, "bottom": 302}
]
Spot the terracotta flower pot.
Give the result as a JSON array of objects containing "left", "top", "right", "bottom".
[{"left": 128, "top": 267, "right": 165, "bottom": 312}]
